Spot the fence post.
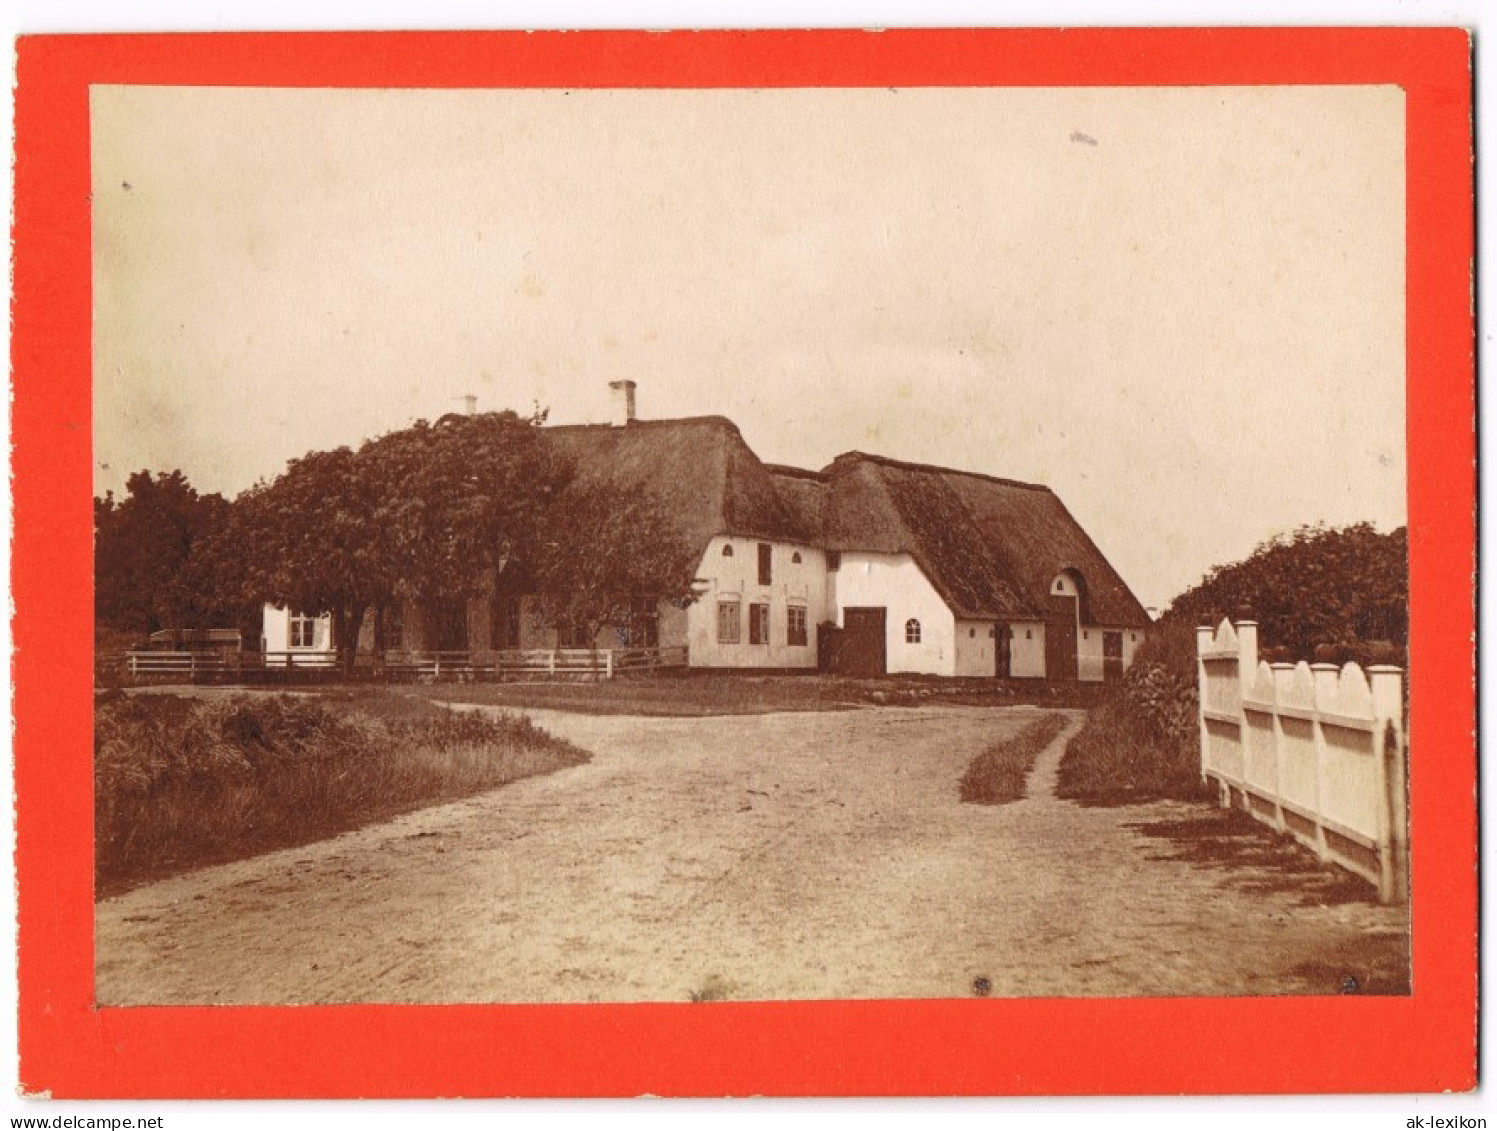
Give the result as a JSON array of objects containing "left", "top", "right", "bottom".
[
  {"left": 1234, "top": 619, "right": 1258, "bottom": 685},
  {"left": 1195, "top": 625, "right": 1215, "bottom": 791},
  {"left": 548, "top": 651, "right": 556, "bottom": 676},
  {"left": 606, "top": 650, "right": 615, "bottom": 680},
  {"left": 1368, "top": 665, "right": 1408, "bottom": 903},
  {"left": 1309, "top": 663, "right": 1340, "bottom": 862},
  {"left": 1270, "top": 663, "right": 1296, "bottom": 834}
]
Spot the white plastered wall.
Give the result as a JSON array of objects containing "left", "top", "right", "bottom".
[
  {"left": 260, "top": 603, "right": 334, "bottom": 659},
  {"left": 687, "top": 535, "right": 828, "bottom": 668},
  {"left": 834, "top": 552, "right": 955, "bottom": 675}
]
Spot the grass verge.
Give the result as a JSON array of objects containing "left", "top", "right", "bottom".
[
  {"left": 1055, "top": 695, "right": 1210, "bottom": 805},
  {"left": 958, "top": 713, "right": 1070, "bottom": 805},
  {"left": 95, "top": 691, "right": 588, "bottom": 895},
  {"left": 396, "top": 672, "right": 1105, "bottom": 718}
]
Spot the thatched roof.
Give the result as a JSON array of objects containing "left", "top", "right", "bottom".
[
  {"left": 543, "top": 417, "right": 812, "bottom": 550},
  {"left": 822, "top": 452, "right": 1150, "bottom": 627},
  {"left": 539, "top": 418, "right": 1148, "bottom": 628}
]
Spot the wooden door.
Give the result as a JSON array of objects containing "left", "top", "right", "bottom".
[
  {"left": 1045, "top": 595, "right": 1078, "bottom": 681},
  {"left": 840, "top": 607, "right": 887, "bottom": 676},
  {"left": 995, "top": 622, "right": 1011, "bottom": 678},
  {"left": 1103, "top": 631, "right": 1124, "bottom": 682}
]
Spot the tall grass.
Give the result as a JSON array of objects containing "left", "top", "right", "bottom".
[
  {"left": 1055, "top": 630, "right": 1210, "bottom": 805},
  {"left": 95, "top": 692, "right": 588, "bottom": 894},
  {"left": 958, "top": 713, "right": 1070, "bottom": 805}
]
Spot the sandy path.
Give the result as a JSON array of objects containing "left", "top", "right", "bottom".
[{"left": 95, "top": 705, "right": 1407, "bottom": 1004}]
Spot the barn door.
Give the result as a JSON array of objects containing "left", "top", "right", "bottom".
[
  {"left": 1045, "top": 595, "right": 1079, "bottom": 681},
  {"left": 840, "top": 607, "right": 887, "bottom": 676}
]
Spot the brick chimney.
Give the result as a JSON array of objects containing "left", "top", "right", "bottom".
[{"left": 608, "top": 379, "right": 637, "bottom": 426}]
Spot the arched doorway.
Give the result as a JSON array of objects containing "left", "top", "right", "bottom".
[{"left": 1045, "top": 571, "right": 1083, "bottom": 681}]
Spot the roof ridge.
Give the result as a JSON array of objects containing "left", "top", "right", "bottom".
[
  {"left": 545, "top": 414, "right": 743, "bottom": 434},
  {"left": 763, "top": 462, "right": 827, "bottom": 482},
  {"left": 826, "top": 450, "right": 1051, "bottom": 493}
]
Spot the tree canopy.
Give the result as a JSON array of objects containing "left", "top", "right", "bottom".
[
  {"left": 1162, "top": 522, "right": 1407, "bottom": 662},
  {"left": 528, "top": 480, "right": 699, "bottom": 647},
  {"left": 96, "top": 407, "right": 705, "bottom": 659},
  {"left": 94, "top": 470, "right": 235, "bottom": 635}
]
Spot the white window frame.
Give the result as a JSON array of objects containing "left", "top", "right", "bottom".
[
  {"left": 787, "top": 605, "right": 808, "bottom": 647},
  {"left": 289, "top": 612, "right": 319, "bottom": 650}
]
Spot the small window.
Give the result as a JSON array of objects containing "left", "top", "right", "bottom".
[
  {"left": 1056, "top": 580, "right": 1064, "bottom": 592},
  {"left": 289, "top": 612, "right": 318, "bottom": 649},
  {"left": 905, "top": 618, "right": 922, "bottom": 644},
  {"left": 969, "top": 627, "right": 976, "bottom": 638},
  {"left": 758, "top": 543, "right": 772, "bottom": 586},
  {"left": 791, "top": 552, "right": 802, "bottom": 564},
  {"left": 1083, "top": 631, "right": 1089, "bottom": 641},
  {"left": 750, "top": 603, "right": 771, "bottom": 645},
  {"left": 722, "top": 544, "right": 734, "bottom": 557},
  {"left": 787, "top": 605, "right": 808, "bottom": 647},
  {"left": 1130, "top": 633, "right": 1137, "bottom": 642},
  {"left": 827, "top": 551, "right": 841, "bottom": 572},
  {"left": 1026, "top": 629, "right": 1033, "bottom": 640},
  {"left": 717, "top": 600, "right": 741, "bottom": 644}
]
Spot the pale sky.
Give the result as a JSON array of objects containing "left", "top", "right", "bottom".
[{"left": 91, "top": 84, "right": 1406, "bottom": 611}]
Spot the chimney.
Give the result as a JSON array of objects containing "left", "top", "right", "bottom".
[{"left": 608, "top": 379, "right": 637, "bottom": 426}]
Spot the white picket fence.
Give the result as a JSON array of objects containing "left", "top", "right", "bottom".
[{"left": 1196, "top": 618, "right": 1408, "bottom": 902}]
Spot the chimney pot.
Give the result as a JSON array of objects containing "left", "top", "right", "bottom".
[{"left": 608, "top": 379, "right": 637, "bottom": 426}]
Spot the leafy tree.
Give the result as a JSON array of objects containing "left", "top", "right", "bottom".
[
  {"left": 94, "top": 470, "right": 232, "bottom": 635},
  {"left": 234, "top": 410, "right": 570, "bottom": 671},
  {"left": 233, "top": 445, "right": 394, "bottom": 674},
  {"left": 528, "top": 481, "right": 699, "bottom": 648},
  {"left": 359, "top": 411, "right": 570, "bottom": 640},
  {"left": 1164, "top": 522, "right": 1408, "bottom": 661}
]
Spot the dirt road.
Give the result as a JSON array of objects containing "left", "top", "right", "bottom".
[{"left": 95, "top": 705, "right": 1408, "bottom": 1004}]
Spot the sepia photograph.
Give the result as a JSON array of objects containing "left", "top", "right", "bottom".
[{"left": 86, "top": 80, "right": 1415, "bottom": 1008}]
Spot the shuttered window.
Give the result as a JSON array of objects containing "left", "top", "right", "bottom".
[
  {"left": 758, "top": 543, "right": 773, "bottom": 585},
  {"left": 717, "top": 600, "right": 741, "bottom": 644}
]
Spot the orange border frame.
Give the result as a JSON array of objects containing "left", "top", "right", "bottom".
[{"left": 12, "top": 29, "right": 1475, "bottom": 1097}]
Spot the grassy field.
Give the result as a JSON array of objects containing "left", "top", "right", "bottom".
[
  {"left": 958, "top": 713, "right": 1069, "bottom": 805},
  {"left": 94, "top": 690, "right": 588, "bottom": 895},
  {"left": 388, "top": 672, "right": 1105, "bottom": 717}
]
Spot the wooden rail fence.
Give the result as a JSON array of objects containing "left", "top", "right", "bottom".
[
  {"left": 1197, "top": 618, "right": 1408, "bottom": 902},
  {"left": 103, "top": 645, "right": 689, "bottom": 685}
]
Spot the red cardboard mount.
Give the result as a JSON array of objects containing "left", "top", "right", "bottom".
[{"left": 11, "top": 29, "right": 1475, "bottom": 1097}]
